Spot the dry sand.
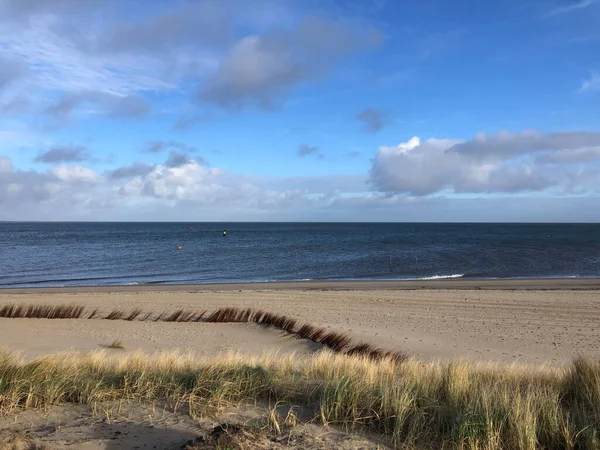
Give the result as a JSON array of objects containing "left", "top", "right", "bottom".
[
  {"left": 0, "top": 402, "right": 388, "bottom": 450},
  {"left": 2, "top": 279, "right": 600, "bottom": 364},
  {"left": 1, "top": 280, "right": 600, "bottom": 449}
]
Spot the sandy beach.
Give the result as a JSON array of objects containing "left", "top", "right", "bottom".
[
  {"left": 2, "top": 279, "right": 600, "bottom": 364},
  {"left": 1, "top": 279, "right": 600, "bottom": 449}
]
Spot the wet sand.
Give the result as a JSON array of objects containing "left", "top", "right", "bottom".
[{"left": 4, "top": 277, "right": 600, "bottom": 294}]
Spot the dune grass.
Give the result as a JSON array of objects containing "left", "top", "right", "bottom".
[
  {"left": 0, "top": 349, "right": 598, "bottom": 449},
  {"left": 1, "top": 303, "right": 598, "bottom": 448},
  {"left": 0, "top": 304, "right": 407, "bottom": 362},
  {"left": 104, "top": 340, "right": 124, "bottom": 350},
  {"left": 0, "top": 304, "right": 85, "bottom": 320}
]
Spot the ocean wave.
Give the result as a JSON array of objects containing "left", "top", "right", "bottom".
[{"left": 415, "top": 274, "right": 466, "bottom": 280}]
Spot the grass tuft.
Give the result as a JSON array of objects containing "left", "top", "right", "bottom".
[
  {"left": 104, "top": 309, "right": 125, "bottom": 320},
  {"left": 105, "top": 340, "right": 124, "bottom": 350},
  {"left": 0, "top": 304, "right": 84, "bottom": 319},
  {"left": 124, "top": 309, "right": 143, "bottom": 321},
  {"left": 0, "top": 350, "right": 598, "bottom": 449}
]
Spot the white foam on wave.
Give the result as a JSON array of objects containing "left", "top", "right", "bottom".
[{"left": 417, "top": 274, "right": 465, "bottom": 280}]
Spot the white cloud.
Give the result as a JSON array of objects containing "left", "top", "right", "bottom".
[
  {"left": 2, "top": 149, "right": 600, "bottom": 221},
  {"left": 378, "top": 136, "right": 422, "bottom": 155},
  {"left": 370, "top": 131, "right": 600, "bottom": 196},
  {"left": 0, "top": 154, "right": 370, "bottom": 220},
  {"left": 0, "top": 155, "right": 12, "bottom": 172},
  {"left": 4, "top": 128, "right": 600, "bottom": 221},
  {"left": 537, "top": 146, "right": 600, "bottom": 163},
  {"left": 49, "top": 165, "right": 100, "bottom": 183},
  {"left": 0, "top": 13, "right": 177, "bottom": 95}
]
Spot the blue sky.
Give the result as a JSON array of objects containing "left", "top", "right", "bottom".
[{"left": 0, "top": 0, "right": 599, "bottom": 221}]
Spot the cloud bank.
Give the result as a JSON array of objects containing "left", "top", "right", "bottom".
[
  {"left": 0, "top": 153, "right": 367, "bottom": 220},
  {"left": 2, "top": 129, "right": 600, "bottom": 221},
  {"left": 370, "top": 131, "right": 600, "bottom": 196}
]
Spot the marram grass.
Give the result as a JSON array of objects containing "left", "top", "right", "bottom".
[
  {"left": 0, "top": 304, "right": 407, "bottom": 362},
  {"left": 0, "top": 349, "right": 598, "bottom": 449}
]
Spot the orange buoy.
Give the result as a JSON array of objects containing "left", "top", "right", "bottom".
[{"left": 177, "top": 246, "right": 182, "bottom": 251}]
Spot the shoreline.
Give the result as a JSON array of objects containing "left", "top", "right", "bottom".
[{"left": 2, "top": 277, "right": 600, "bottom": 294}]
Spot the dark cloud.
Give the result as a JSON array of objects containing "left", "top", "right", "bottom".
[
  {"left": 109, "top": 95, "right": 151, "bottom": 118},
  {"left": 198, "top": 16, "right": 382, "bottom": 109},
  {"left": 144, "top": 140, "right": 196, "bottom": 154},
  {"left": 370, "top": 131, "right": 600, "bottom": 196},
  {"left": 447, "top": 131, "right": 600, "bottom": 159},
  {"left": 108, "top": 163, "right": 154, "bottom": 180},
  {"left": 165, "top": 151, "right": 191, "bottom": 168},
  {"left": 97, "top": 1, "right": 233, "bottom": 55},
  {"left": 164, "top": 151, "right": 206, "bottom": 168},
  {"left": 297, "top": 144, "right": 319, "bottom": 157},
  {"left": 198, "top": 35, "right": 303, "bottom": 110},
  {"left": 356, "top": 108, "right": 387, "bottom": 132},
  {"left": 46, "top": 91, "right": 151, "bottom": 120},
  {"left": 34, "top": 145, "right": 90, "bottom": 163},
  {"left": 0, "top": 58, "right": 28, "bottom": 90}
]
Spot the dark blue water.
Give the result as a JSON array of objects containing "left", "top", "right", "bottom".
[{"left": 0, "top": 223, "right": 599, "bottom": 288}]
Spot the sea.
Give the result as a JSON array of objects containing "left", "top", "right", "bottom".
[{"left": 0, "top": 222, "right": 599, "bottom": 288}]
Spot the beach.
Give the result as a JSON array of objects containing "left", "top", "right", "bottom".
[
  {"left": 1, "top": 279, "right": 600, "bottom": 449},
  {"left": 2, "top": 279, "right": 600, "bottom": 364}
]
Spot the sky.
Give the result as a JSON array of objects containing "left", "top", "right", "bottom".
[{"left": 0, "top": 0, "right": 599, "bottom": 222}]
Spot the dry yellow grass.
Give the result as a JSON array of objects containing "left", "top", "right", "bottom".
[{"left": 0, "top": 348, "right": 598, "bottom": 449}]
